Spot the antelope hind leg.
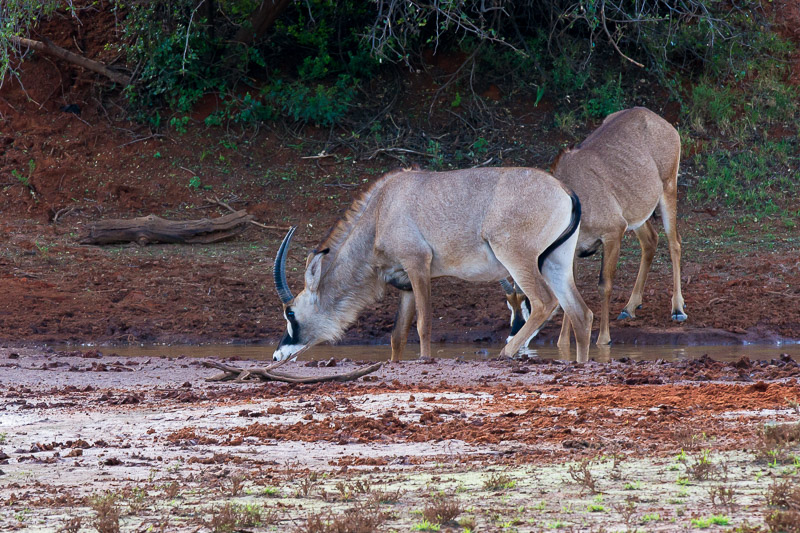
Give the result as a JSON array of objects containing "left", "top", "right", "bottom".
[
  {"left": 557, "top": 258, "right": 577, "bottom": 347},
  {"left": 619, "top": 220, "right": 658, "bottom": 320},
  {"left": 540, "top": 248, "right": 593, "bottom": 362},
  {"left": 660, "top": 169, "right": 688, "bottom": 322}
]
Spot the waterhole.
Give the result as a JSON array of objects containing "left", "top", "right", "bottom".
[{"left": 55, "top": 342, "right": 800, "bottom": 363}]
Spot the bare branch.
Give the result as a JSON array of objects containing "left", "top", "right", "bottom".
[
  {"left": 7, "top": 35, "right": 130, "bottom": 85},
  {"left": 204, "top": 360, "right": 384, "bottom": 383},
  {"left": 600, "top": 0, "right": 644, "bottom": 68}
]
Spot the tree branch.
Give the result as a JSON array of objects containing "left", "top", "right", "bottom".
[{"left": 8, "top": 35, "right": 131, "bottom": 85}]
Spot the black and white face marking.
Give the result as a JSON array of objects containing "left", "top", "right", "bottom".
[
  {"left": 506, "top": 297, "right": 532, "bottom": 343},
  {"left": 273, "top": 306, "right": 305, "bottom": 361},
  {"left": 283, "top": 307, "right": 300, "bottom": 344}
]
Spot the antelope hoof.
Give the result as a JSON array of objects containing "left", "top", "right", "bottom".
[
  {"left": 672, "top": 311, "right": 688, "bottom": 322},
  {"left": 617, "top": 309, "right": 632, "bottom": 321}
]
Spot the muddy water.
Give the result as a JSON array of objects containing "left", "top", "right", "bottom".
[{"left": 54, "top": 342, "right": 800, "bottom": 363}]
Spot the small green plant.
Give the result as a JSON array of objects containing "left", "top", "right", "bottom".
[
  {"left": 534, "top": 85, "right": 545, "bottom": 106},
  {"left": 676, "top": 476, "right": 691, "bottom": 486},
  {"left": 125, "top": 486, "right": 148, "bottom": 514},
  {"left": 296, "top": 472, "right": 320, "bottom": 498},
  {"left": 691, "top": 515, "right": 730, "bottom": 528},
  {"left": 587, "top": 503, "right": 606, "bottom": 512},
  {"left": 483, "top": 472, "right": 516, "bottom": 491},
  {"left": 641, "top": 513, "right": 661, "bottom": 523},
  {"left": 14, "top": 508, "right": 31, "bottom": 522},
  {"left": 169, "top": 115, "right": 190, "bottom": 133},
  {"left": 89, "top": 492, "right": 121, "bottom": 533},
  {"left": 425, "top": 139, "right": 445, "bottom": 169},
  {"left": 12, "top": 169, "right": 28, "bottom": 187},
  {"left": 422, "top": 493, "right": 462, "bottom": 525},
  {"left": 624, "top": 480, "right": 641, "bottom": 490},
  {"left": 59, "top": 517, "right": 82, "bottom": 533},
  {"left": 754, "top": 423, "right": 800, "bottom": 466},
  {"left": 554, "top": 109, "right": 579, "bottom": 136},
  {"left": 688, "top": 80, "right": 736, "bottom": 134},
  {"left": 261, "top": 486, "right": 280, "bottom": 497},
  {"left": 223, "top": 473, "right": 246, "bottom": 496},
  {"left": 188, "top": 176, "right": 202, "bottom": 189},
  {"left": 584, "top": 74, "right": 624, "bottom": 119},
  {"left": 411, "top": 519, "right": 441, "bottom": 531},
  {"left": 687, "top": 449, "right": 716, "bottom": 481},
  {"left": 458, "top": 515, "right": 476, "bottom": 531},
  {"left": 299, "top": 502, "right": 386, "bottom": 532},
  {"left": 206, "top": 502, "right": 273, "bottom": 532},
  {"left": 372, "top": 486, "right": 404, "bottom": 504}
]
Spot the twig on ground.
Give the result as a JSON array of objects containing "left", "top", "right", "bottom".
[
  {"left": 205, "top": 196, "right": 291, "bottom": 231},
  {"left": 53, "top": 206, "right": 77, "bottom": 223},
  {"left": 368, "top": 147, "right": 438, "bottom": 160},
  {"left": 118, "top": 134, "right": 166, "bottom": 148}
]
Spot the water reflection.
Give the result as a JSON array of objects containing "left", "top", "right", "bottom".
[{"left": 52, "top": 342, "right": 800, "bottom": 363}]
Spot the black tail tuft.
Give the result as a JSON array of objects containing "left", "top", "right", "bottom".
[{"left": 538, "top": 190, "right": 581, "bottom": 273}]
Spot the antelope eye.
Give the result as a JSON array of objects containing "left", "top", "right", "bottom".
[{"left": 286, "top": 309, "right": 295, "bottom": 318}]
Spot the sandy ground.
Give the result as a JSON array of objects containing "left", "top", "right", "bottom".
[{"left": 2, "top": 347, "right": 799, "bottom": 531}]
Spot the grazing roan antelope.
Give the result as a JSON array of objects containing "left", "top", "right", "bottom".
[
  {"left": 503, "top": 106, "right": 687, "bottom": 347},
  {"left": 272, "top": 167, "right": 593, "bottom": 362}
]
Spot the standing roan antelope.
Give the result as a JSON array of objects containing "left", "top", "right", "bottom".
[
  {"left": 272, "top": 167, "right": 593, "bottom": 362},
  {"left": 504, "top": 107, "right": 687, "bottom": 347}
]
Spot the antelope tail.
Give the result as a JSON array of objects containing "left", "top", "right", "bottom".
[{"left": 537, "top": 190, "right": 581, "bottom": 273}]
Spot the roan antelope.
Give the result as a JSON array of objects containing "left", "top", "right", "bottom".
[
  {"left": 504, "top": 107, "right": 687, "bottom": 347},
  {"left": 272, "top": 167, "right": 593, "bottom": 362}
]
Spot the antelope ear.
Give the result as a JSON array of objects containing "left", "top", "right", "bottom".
[{"left": 305, "top": 252, "right": 326, "bottom": 292}]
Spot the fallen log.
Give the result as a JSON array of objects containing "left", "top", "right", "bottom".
[
  {"left": 204, "top": 360, "right": 383, "bottom": 384},
  {"left": 8, "top": 35, "right": 131, "bottom": 85},
  {"left": 79, "top": 210, "right": 253, "bottom": 245}
]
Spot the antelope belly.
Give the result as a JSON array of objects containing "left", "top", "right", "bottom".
[{"left": 431, "top": 245, "right": 509, "bottom": 282}]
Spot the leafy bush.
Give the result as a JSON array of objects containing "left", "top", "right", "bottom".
[{"left": 584, "top": 75, "right": 624, "bottom": 119}]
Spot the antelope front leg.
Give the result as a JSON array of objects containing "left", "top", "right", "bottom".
[
  {"left": 557, "top": 315, "right": 572, "bottom": 348},
  {"left": 390, "top": 290, "right": 416, "bottom": 362},
  {"left": 501, "top": 300, "right": 559, "bottom": 358},
  {"left": 597, "top": 234, "right": 622, "bottom": 345},
  {"left": 407, "top": 262, "right": 433, "bottom": 359}
]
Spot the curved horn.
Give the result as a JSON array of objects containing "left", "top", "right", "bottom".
[
  {"left": 273, "top": 226, "right": 297, "bottom": 304},
  {"left": 499, "top": 278, "right": 515, "bottom": 295}
]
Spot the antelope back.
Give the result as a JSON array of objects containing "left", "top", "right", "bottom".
[{"left": 553, "top": 107, "right": 680, "bottom": 235}]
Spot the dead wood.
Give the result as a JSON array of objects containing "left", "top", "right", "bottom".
[
  {"left": 79, "top": 210, "right": 253, "bottom": 245},
  {"left": 205, "top": 196, "right": 290, "bottom": 231},
  {"left": 9, "top": 35, "right": 131, "bottom": 85},
  {"left": 204, "top": 360, "right": 383, "bottom": 383}
]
